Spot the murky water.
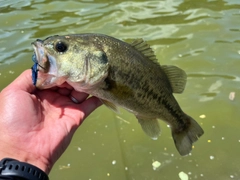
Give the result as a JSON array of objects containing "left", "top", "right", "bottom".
[{"left": 1, "top": 0, "right": 240, "bottom": 179}]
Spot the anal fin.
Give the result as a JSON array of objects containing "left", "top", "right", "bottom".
[{"left": 137, "top": 116, "right": 161, "bottom": 140}]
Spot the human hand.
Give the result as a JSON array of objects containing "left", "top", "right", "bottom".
[{"left": 0, "top": 70, "right": 102, "bottom": 174}]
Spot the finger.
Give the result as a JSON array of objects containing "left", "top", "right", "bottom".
[
  {"left": 77, "top": 96, "right": 102, "bottom": 122},
  {"left": 70, "top": 91, "right": 89, "bottom": 104},
  {"left": 3, "top": 70, "right": 36, "bottom": 93},
  {"left": 57, "top": 88, "right": 72, "bottom": 96}
]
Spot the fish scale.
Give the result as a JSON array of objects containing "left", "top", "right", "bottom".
[{"left": 31, "top": 33, "right": 204, "bottom": 156}]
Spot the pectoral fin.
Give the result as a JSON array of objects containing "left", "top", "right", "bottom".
[
  {"left": 101, "top": 99, "right": 119, "bottom": 113},
  {"left": 137, "top": 116, "right": 161, "bottom": 140}
]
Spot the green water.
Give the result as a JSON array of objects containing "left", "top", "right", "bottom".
[{"left": 1, "top": 0, "right": 240, "bottom": 179}]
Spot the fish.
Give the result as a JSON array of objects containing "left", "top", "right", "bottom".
[{"left": 31, "top": 33, "right": 204, "bottom": 156}]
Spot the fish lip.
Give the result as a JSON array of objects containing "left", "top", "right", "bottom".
[
  {"left": 31, "top": 40, "right": 60, "bottom": 89},
  {"left": 31, "top": 41, "right": 42, "bottom": 65}
]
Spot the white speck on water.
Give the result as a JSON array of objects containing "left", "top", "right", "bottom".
[
  {"left": 238, "top": 50, "right": 240, "bottom": 54},
  {"left": 152, "top": 161, "right": 161, "bottom": 170},
  {"left": 132, "top": 129, "right": 135, "bottom": 132},
  {"left": 229, "top": 92, "right": 235, "bottom": 101},
  {"left": 123, "top": 139, "right": 126, "bottom": 143},
  {"left": 21, "top": 30, "right": 24, "bottom": 33},
  {"left": 149, "top": 151, "right": 152, "bottom": 155},
  {"left": 230, "top": 175, "right": 234, "bottom": 178},
  {"left": 238, "top": 140, "right": 240, "bottom": 142},
  {"left": 67, "top": 164, "right": 70, "bottom": 167},
  {"left": 151, "top": 137, "right": 158, "bottom": 140},
  {"left": 179, "top": 171, "right": 189, "bottom": 180},
  {"left": 199, "top": 114, "right": 206, "bottom": 119},
  {"left": 212, "top": 125, "right": 215, "bottom": 129},
  {"left": 188, "top": 172, "right": 192, "bottom": 175},
  {"left": 167, "top": 125, "right": 170, "bottom": 128},
  {"left": 112, "top": 160, "right": 116, "bottom": 165},
  {"left": 176, "top": 166, "right": 179, "bottom": 169},
  {"left": 77, "top": 147, "right": 81, "bottom": 151},
  {"left": 171, "top": 153, "right": 174, "bottom": 157},
  {"left": 9, "top": 70, "right": 14, "bottom": 74},
  {"left": 210, "top": 155, "right": 214, "bottom": 160},
  {"left": 200, "top": 174, "right": 204, "bottom": 177},
  {"left": 92, "top": 153, "right": 96, "bottom": 156},
  {"left": 102, "top": 143, "right": 105, "bottom": 146},
  {"left": 178, "top": 54, "right": 183, "bottom": 57},
  {"left": 221, "top": 137, "right": 225, "bottom": 140},
  {"left": 125, "top": 167, "right": 128, "bottom": 171},
  {"left": 107, "top": 173, "right": 110, "bottom": 177},
  {"left": 94, "top": 131, "right": 97, "bottom": 134},
  {"left": 105, "top": 125, "right": 108, "bottom": 128}
]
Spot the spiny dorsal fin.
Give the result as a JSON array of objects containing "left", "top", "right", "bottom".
[
  {"left": 162, "top": 65, "right": 187, "bottom": 94},
  {"left": 131, "top": 39, "right": 157, "bottom": 62}
]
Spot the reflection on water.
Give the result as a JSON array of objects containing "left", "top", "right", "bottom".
[{"left": 1, "top": 0, "right": 240, "bottom": 179}]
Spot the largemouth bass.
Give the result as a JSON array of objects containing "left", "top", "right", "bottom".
[{"left": 31, "top": 33, "right": 204, "bottom": 156}]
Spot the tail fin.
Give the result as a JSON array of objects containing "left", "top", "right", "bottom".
[{"left": 172, "top": 115, "right": 204, "bottom": 156}]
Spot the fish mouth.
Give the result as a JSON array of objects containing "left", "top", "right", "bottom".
[
  {"left": 31, "top": 40, "right": 58, "bottom": 89},
  {"left": 31, "top": 40, "right": 49, "bottom": 73}
]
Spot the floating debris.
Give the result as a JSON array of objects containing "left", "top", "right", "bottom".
[
  {"left": 208, "top": 140, "right": 211, "bottom": 143},
  {"left": 229, "top": 92, "right": 235, "bottom": 101},
  {"left": 9, "top": 70, "right": 14, "bottom": 74},
  {"left": 152, "top": 161, "right": 161, "bottom": 170},
  {"left": 125, "top": 167, "right": 128, "bottom": 171},
  {"left": 116, "top": 115, "right": 130, "bottom": 124},
  {"left": 59, "top": 163, "right": 71, "bottom": 170},
  {"left": 210, "top": 156, "right": 214, "bottom": 160},
  {"left": 199, "top": 114, "right": 206, "bottom": 119},
  {"left": 112, "top": 160, "right": 116, "bottom": 165},
  {"left": 179, "top": 171, "right": 189, "bottom": 180}
]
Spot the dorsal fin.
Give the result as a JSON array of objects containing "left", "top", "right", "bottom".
[
  {"left": 131, "top": 39, "right": 158, "bottom": 62},
  {"left": 162, "top": 65, "right": 187, "bottom": 94}
]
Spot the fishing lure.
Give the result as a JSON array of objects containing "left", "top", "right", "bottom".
[{"left": 31, "top": 53, "right": 38, "bottom": 86}]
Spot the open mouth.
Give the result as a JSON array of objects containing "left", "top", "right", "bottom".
[{"left": 31, "top": 40, "right": 47, "bottom": 86}]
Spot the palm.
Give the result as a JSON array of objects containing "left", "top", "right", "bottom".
[{"left": 0, "top": 70, "right": 101, "bottom": 172}]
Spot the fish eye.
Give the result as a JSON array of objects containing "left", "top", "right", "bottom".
[{"left": 55, "top": 41, "right": 68, "bottom": 53}]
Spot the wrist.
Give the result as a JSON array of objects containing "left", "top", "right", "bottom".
[
  {"left": 0, "top": 144, "right": 51, "bottom": 174},
  {"left": 0, "top": 158, "right": 49, "bottom": 180}
]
